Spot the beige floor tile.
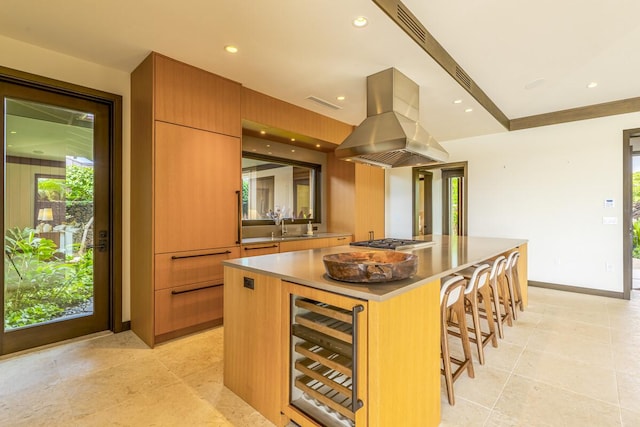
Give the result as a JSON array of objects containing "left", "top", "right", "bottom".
[
  {"left": 621, "top": 408, "right": 640, "bottom": 427},
  {"left": 74, "top": 382, "right": 234, "bottom": 427},
  {"left": 479, "top": 340, "right": 525, "bottom": 373},
  {"left": 616, "top": 370, "right": 640, "bottom": 411},
  {"left": 451, "top": 364, "right": 511, "bottom": 408},
  {"left": 154, "top": 328, "right": 224, "bottom": 378},
  {"left": 0, "top": 383, "right": 73, "bottom": 427},
  {"left": 0, "top": 351, "right": 61, "bottom": 398},
  {"left": 535, "top": 316, "right": 612, "bottom": 344},
  {"left": 493, "top": 374, "right": 621, "bottom": 426},
  {"left": 439, "top": 395, "right": 491, "bottom": 427},
  {"left": 526, "top": 329, "right": 613, "bottom": 367},
  {"left": 514, "top": 348, "right": 619, "bottom": 404},
  {"left": 51, "top": 331, "right": 153, "bottom": 379},
  {"left": 60, "top": 354, "right": 180, "bottom": 418}
]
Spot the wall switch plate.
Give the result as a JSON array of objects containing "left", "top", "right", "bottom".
[
  {"left": 602, "top": 216, "right": 618, "bottom": 225},
  {"left": 243, "top": 277, "right": 254, "bottom": 290},
  {"left": 605, "top": 263, "right": 614, "bottom": 272}
]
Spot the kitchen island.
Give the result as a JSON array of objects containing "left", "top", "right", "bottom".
[{"left": 223, "top": 235, "right": 527, "bottom": 426}]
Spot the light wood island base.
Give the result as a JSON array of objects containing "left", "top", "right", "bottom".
[{"left": 223, "top": 235, "right": 528, "bottom": 426}]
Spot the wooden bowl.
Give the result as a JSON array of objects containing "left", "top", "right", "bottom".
[{"left": 323, "top": 251, "right": 417, "bottom": 283}]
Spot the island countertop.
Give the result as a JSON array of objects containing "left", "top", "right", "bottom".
[{"left": 223, "top": 234, "right": 527, "bottom": 302}]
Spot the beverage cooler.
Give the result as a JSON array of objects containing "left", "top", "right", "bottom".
[{"left": 283, "top": 282, "right": 368, "bottom": 426}]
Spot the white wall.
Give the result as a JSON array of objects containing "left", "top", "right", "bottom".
[
  {"left": 388, "top": 112, "right": 640, "bottom": 293},
  {"left": 0, "top": 35, "right": 132, "bottom": 320}
]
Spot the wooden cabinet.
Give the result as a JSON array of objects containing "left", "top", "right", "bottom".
[
  {"left": 154, "top": 122, "right": 241, "bottom": 253},
  {"left": 354, "top": 163, "right": 385, "bottom": 241},
  {"left": 155, "top": 53, "right": 241, "bottom": 137},
  {"left": 131, "top": 52, "right": 242, "bottom": 346},
  {"left": 327, "top": 153, "right": 385, "bottom": 242},
  {"left": 241, "top": 88, "right": 352, "bottom": 145},
  {"left": 224, "top": 266, "right": 283, "bottom": 425}
]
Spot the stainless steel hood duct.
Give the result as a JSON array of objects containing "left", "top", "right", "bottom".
[{"left": 335, "top": 68, "right": 449, "bottom": 168}]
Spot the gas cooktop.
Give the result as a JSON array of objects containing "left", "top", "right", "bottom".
[{"left": 350, "top": 238, "right": 435, "bottom": 250}]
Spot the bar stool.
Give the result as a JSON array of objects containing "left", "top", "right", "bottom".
[
  {"left": 486, "top": 255, "right": 513, "bottom": 339},
  {"left": 440, "top": 275, "right": 474, "bottom": 405},
  {"left": 505, "top": 250, "right": 524, "bottom": 319},
  {"left": 451, "top": 264, "right": 497, "bottom": 365}
]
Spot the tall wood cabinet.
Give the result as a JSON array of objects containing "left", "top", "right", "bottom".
[
  {"left": 327, "top": 153, "right": 385, "bottom": 242},
  {"left": 131, "top": 52, "right": 242, "bottom": 346}
]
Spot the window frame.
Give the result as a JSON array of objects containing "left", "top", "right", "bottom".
[{"left": 241, "top": 151, "right": 322, "bottom": 226}]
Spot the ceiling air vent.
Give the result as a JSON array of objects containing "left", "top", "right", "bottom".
[
  {"left": 396, "top": 3, "right": 426, "bottom": 44},
  {"left": 305, "top": 95, "right": 342, "bottom": 110},
  {"left": 455, "top": 66, "right": 472, "bottom": 90}
]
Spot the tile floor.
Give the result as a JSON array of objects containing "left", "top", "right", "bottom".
[{"left": 0, "top": 286, "right": 638, "bottom": 426}]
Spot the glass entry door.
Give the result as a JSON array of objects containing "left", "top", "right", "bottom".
[{"left": 2, "top": 82, "right": 110, "bottom": 354}]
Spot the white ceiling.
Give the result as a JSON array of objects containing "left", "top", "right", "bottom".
[{"left": 2, "top": 0, "right": 640, "bottom": 142}]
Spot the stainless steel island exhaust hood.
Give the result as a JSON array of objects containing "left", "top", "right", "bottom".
[{"left": 335, "top": 68, "right": 449, "bottom": 168}]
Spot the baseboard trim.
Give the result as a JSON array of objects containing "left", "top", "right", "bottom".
[
  {"left": 120, "top": 321, "right": 131, "bottom": 332},
  {"left": 528, "top": 281, "right": 624, "bottom": 299}
]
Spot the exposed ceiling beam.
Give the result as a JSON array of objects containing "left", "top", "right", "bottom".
[{"left": 373, "top": 0, "right": 510, "bottom": 130}]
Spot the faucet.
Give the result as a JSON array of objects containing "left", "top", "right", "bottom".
[{"left": 281, "top": 218, "right": 289, "bottom": 236}]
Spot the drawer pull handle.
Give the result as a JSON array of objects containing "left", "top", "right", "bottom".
[
  {"left": 336, "top": 237, "right": 346, "bottom": 240},
  {"left": 171, "top": 283, "right": 223, "bottom": 295},
  {"left": 171, "top": 250, "right": 232, "bottom": 260},
  {"left": 244, "top": 245, "right": 278, "bottom": 251}
]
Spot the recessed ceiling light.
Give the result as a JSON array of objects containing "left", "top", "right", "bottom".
[
  {"left": 291, "top": 138, "right": 296, "bottom": 142},
  {"left": 465, "top": 108, "right": 473, "bottom": 113},
  {"left": 224, "top": 45, "right": 238, "bottom": 54},
  {"left": 291, "top": 149, "right": 296, "bottom": 152},
  {"left": 266, "top": 144, "right": 271, "bottom": 148},
  {"left": 337, "top": 96, "right": 346, "bottom": 101},
  {"left": 315, "top": 144, "right": 321, "bottom": 148},
  {"left": 453, "top": 99, "right": 462, "bottom": 104},
  {"left": 353, "top": 16, "right": 368, "bottom": 27},
  {"left": 260, "top": 130, "right": 266, "bottom": 135},
  {"left": 9, "top": 130, "right": 17, "bottom": 134},
  {"left": 587, "top": 82, "right": 598, "bottom": 89}
]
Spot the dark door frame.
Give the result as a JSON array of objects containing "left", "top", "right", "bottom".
[
  {"left": 0, "top": 66, "right": 124, "bottom": 341},
  {"left": 623, "top": 128, "right": 640, "bottom": 300},
  {"left": 413, "top": 161, "right": 468, "bottom": 236}
]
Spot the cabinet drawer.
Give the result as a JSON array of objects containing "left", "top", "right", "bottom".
[
  {"left": 280, "top": 238, "right": 327, "bottom": 253},
  {"left": 327, "top": 236, "right": 352, "bottom": 247},
  {"left": 155, "top": 247, "right": 240, "bottom": 290},
  {"left": 154, "top": 282, "right": 223, "bottom": 336},
  {"left": 241, "top": 243, "right": 280, "bottom": 257}
]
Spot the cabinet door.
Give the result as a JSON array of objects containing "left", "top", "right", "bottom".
[
  {"left": 154, "top": 54, "right": 241, "bottom": 136},
  {"left": 355, "top": 164, "right": 385, "bottom": 241},
  {"left": 223, "top": 267, "right": 282, "bottom": 425},
  {"left": 155, "top": 122, "right": 241, "bottom": 253}
]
